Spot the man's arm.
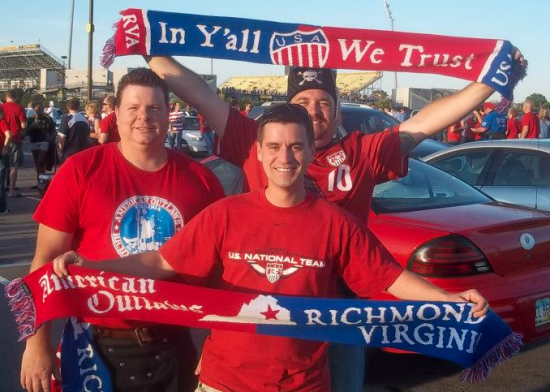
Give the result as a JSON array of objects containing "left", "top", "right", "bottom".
[
  {"left": 1, "top": 130, "right": 11, "bottom": 156},
  {"left": 399, "top": 83, "right": 493, "bottom": 149},
  {"left": 53, "top": 250, "right": 176, "bottom": 280},
  {"left": 520, "top": 125, "right": 529, "bottom": 139},
  {"left": 145, "top": 56, "right": 229, "bottom": 138},
  {"left": 21, "top": 225, "right": 74, "bottom": 392},
  {"left": 387, "top": 270, "right": 489, "bottom": 318}
]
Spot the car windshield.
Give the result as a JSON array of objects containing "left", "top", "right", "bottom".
[
  {"left": 183, "top": 117, "right": 200, "bottom": 130},
  {"left": 341, "top": 105, "right": 399, "bottom": 134},
  {"left": 372, "top": 159, "right": 491, "bottom": 213}
]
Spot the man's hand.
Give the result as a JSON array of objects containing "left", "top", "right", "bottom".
[
  {"left": 446, "top": 289, "right": 489, "bottom": 319},
  {"left": 21, "top": 336, "right": 60, "bottom": 392},
  {"left": 52, "top": 251, "right": 87, "bottom": 277}
]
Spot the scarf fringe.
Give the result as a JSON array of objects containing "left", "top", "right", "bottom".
[
  {"left": 100, "top": 21, "right": 120, "bottom": 69},
  {"left": 4, "top": 278, "right": 37, "bottom": 342},
  {"left": 460, "top": 332, "right": 523, "bottom": 382}
]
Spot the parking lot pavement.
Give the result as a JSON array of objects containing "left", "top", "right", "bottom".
[{"left": 0, "top": 145, "right": 40, "bottom": 270}]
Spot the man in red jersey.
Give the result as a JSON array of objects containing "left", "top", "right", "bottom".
[
  {"left": 1, "top": 90, "right": 26, "bottom": 197},
  {"left": 520, "top": 98, "right": 540, "bottom": 139},
  {"left": 20, "top": 69, "right": 225, "bottom": 392},
  {"left": 52, "top": 103, "right": 489, "bottom": 392},
  {"left": 144, "top": 55, "right": 503, "bottom": 392},
  {"left": 99, "top": 95, "right": 120, "bottom": 144}
]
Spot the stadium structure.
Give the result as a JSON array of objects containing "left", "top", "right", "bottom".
[
  {"left": 0, "top": 44, "right": 114, "bottom": 102},
  {"left": 219, "top": 71, "right": 383, "bottom": 103}
]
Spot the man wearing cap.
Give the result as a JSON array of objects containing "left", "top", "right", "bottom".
[
  {"left": 146, "top": 56, "right": 500, "bottom": 392},
  {"left": 472, "top": 102, "right": 507, "bottom": 140}
]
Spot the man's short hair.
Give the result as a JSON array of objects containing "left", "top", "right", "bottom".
[
  {"left": 287, "top": 67, "right": 338, "bottom": 104},
  {"left": 67, "top": 98, "right": 81, "bottom": 111},
  {"left": 116, "top": 68, "right": 169, "bottom": 108},
  {"left": 104, "top": 95, "right": 117, "bottom": 107},
  {"left": 257, "top": 103, "right": 314, "bottom": 147},
  {"left": 4, "top": 90, "right": 16, "bottom": 100}
]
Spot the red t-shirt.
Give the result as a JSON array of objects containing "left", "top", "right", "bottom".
[
  {"left": 521, "top": 112, "right": 539, "bottom": 139},
  {"left": 1, "top": 102, "right": 26, "bottom": 143},
  {"left": 507, "top": 118, "right": 521, "bottom": 139},
  {"left": 446, "top": 121, "right": 462, "bottom": 143},
  {"left": 34, "top": 143, "right": 225, "bottom": 328},
  {"left": 100, "top": 112, "right": 120, "bottom": 143},
  {"left": 160, "top": 190, "right": 403, "bottom": 392},
  {"left": 219, "top": 108, "right": 408, "bottom": 221},
  {"left": 0, "top": 119, "right": 9, "bottom": 146}
]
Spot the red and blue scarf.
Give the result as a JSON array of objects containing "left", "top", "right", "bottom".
[
  {"left": 6, "top": 264, "right": 521, "bottom": 391},
  {"left": 102, "top": 9, "right": 527, "bottom": 103}
]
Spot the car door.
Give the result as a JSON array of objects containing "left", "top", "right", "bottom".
[
  {"left": 428, "top": 149, "right": 495, "bottom": 187},
  {"left": 482, "top": 150, "right": 550, "bottom": 210}
]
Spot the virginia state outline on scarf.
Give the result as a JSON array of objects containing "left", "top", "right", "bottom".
[
  {"left": 101, "top": 9, "right": 527, "bottom": 100},
  {"left": 6, "top": 264, "right": 521, "bottom": 382}
]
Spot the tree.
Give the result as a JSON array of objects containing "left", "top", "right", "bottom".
[{"left": 525, "top": 93, "right": 548, "bottom": 110}]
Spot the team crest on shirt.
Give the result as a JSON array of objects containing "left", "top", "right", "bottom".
[
  {"left": 327, "top": 150, "right": 347, "bottom": 166},
  {"left": 228, "top": 250, "right": 326, "bottom": 283},
  {"left": 111, "top": 196, "right": 184, "bottom": 257}
]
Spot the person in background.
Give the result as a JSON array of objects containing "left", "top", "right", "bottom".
[
  {"left": 239, "top": 102, "right": 252, "bottom": 117},
  {"left": 85, "top": 101, "right": 101, "bottom": 147},
  {"left": 57, "top": 98, "right": 90, "bottom": 162},
  {"left": 0, "top": 106, "right": 11, "bottom": 214},
  {"left": 2, "top": 90, "right": 26, "bottom": 198},
  {"left": 99, "top": 95, "right": 119, "bottom": 144},
  {"left": 446, "top": 119, "right": 463, "bottom": 145},
  {"left": 472, "top": 102, "right": 507, "bottom": 140},
  {"left": 538, "top": 106, "right": 550, "bottom": 138},
  {"left": 26, "top": 103, "right": 56, "bottom": 187},
  {"left": 26, "top": 102, "right": 36, "bottom": 119},
  {"left": 506, "top": 107, "right": 521, "bottom": 139},
  {"left": 198, "top": 113, "right": 215, "bottom": 156},
  {"left": 168, "top": 101, "right": 185, "bottom": 150},
  {"left": 520, "top": 98, "right": 540, "bottom": 139}
]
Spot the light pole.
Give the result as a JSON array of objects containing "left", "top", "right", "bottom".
[
  {"left": 382, "top": 0, "right": 398, "bottom": 92},
  {"left": 87, "top": 0, "right": 94, "bottom": 102},
  {"left": 67, "top": 0, "right": 75, "bottom": 69}
]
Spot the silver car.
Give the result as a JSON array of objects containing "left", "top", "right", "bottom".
[
  {"left": 424, "top": 139, "right": 550, "bottom": 211},
  {"left": 180, "top": 116, "right": 208, "bottom": 155}
]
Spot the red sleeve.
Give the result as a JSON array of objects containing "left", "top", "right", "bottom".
[
  {"left": 159, "top": 205, "right": 221, "bottom": 285},
  {"left": 218, "top": 107, "right": 259, "bottom": 167},
  {"left": 18, "top": 106, "right": 26, "bottom": 124},
  {"left": 520, "top": 113, "right": 529, "bottom": 127},
  {"left": 33, "top": 159, "right": 81, "bottom": 233},
  {"left": 361, "top": 126, "right": 408, "bottom": 183},
  {"left": 100, "top": 113, "right": 115, "bottom": 134},
  {"left": 339, "top": 221, "right": 403, "bottom": 298}
]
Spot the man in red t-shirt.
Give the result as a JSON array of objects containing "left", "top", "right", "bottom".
[
  {"left": 2, "top": 89, "right": 26, "bottom": 197},
  {"left": 20, "top": 69, "right": 224, "bottom": 392},
  {"left": 99, "top": 95, "right": 120, "bottom": 144},
  {"left": 145, "top": 56, "right": 504, "bottom": 392},
  {"left": 520, "top": 98, "right": 540, "bottom": 139},
  {"left": 53, "top": 105, "right": 489, "bottom": 392},
  {"left": 446, "top": 120, "right": 463, "bottom": 145},
  {"left": 506, "top": 107, "right": 521, "bottom": 139},
  {"left": 0, "top": 106, "right": 12, "bottom": 214}
]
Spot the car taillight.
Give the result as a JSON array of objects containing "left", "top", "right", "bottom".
[{"left": 407, "top": 235, "right": 492, "bottom": 277}]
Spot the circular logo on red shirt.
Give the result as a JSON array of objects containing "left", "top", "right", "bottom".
[{"left": 111, "top": 196, "right": 184, "bottom": 257}]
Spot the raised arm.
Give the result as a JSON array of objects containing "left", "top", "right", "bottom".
[
  {"left": 399, "top": 82, "right": 493, "bottom": 146},
  {"left": 145, "top": 56, "right": 230, "bottom": 138}
]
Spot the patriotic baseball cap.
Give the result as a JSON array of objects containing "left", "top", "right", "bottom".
[
  {"left": 287, "top": 67, "right": 338, "bottom": 104},
  {"left": 483, "top": 102, "right": 496, "bottom": 110}
]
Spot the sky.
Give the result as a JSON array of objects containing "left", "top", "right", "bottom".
[{"left": 0, "top": 0, "right": 547, "bottom": 102}]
